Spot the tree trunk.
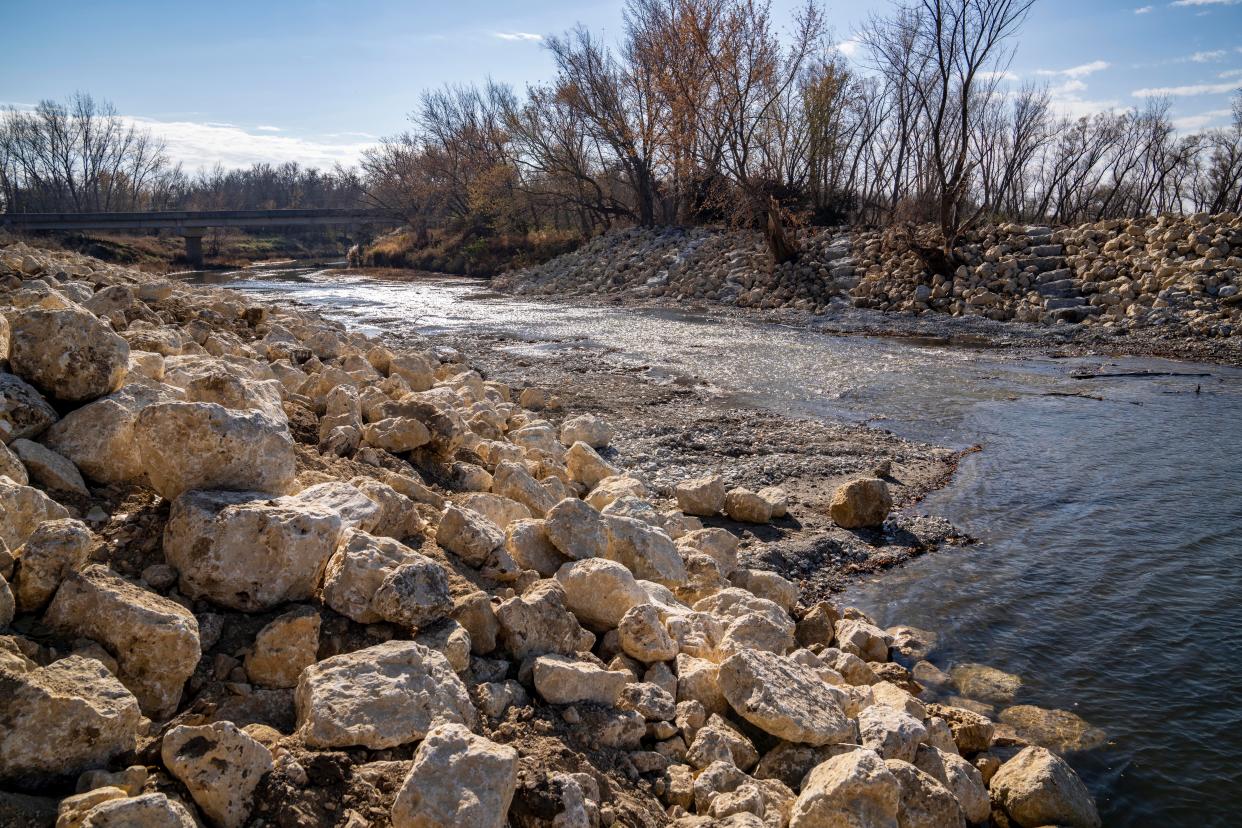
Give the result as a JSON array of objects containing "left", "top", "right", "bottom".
[{"left": 764, "top": 198, "right": 800, "bottom": 264}]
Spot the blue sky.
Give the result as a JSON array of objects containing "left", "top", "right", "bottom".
[{"left": 3, "top": 0, "right": 1239, "bottom": 171}]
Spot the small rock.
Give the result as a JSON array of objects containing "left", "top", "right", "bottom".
[
  {"left": 674, "top": 475, "right": 727, "bottom": 517},
  {"left": 161, "top": 721, "right": 274, "bottom": 828},
  {"left": 245, "top": 606, "right": 321, "bottom": 688},
  {"left": 828, "top": 478, "right": 892, "bottom": 529},
  {"left": 391, "top": 723, "right": 518, "bottom": 828}
]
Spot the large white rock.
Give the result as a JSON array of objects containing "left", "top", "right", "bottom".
[
  {"left": 555, "top": 558, "right": 649, "bottom": 629},
  {"left": 8, "top": 307, "right": 129, "bottom": 403},
  {"left": 322, "top": 529, "right": 414, "bottom": 624},
  {"left": 10, "top": 438, "right": 88, "bottom": 495},
  {"left": 565, "top": 442, "right": 619, "bottom": 488},
  {"left": 45, "top": 565, "right": 201, "bottom": 719},
  {"left": 533, "top": 654, "right": 629, "bottom": 705},
  {"left": 604, "top": 515, "right": 686, "bottom": 586},
  {"left": 884, "top": 759, "right": 966, "bottom": 828},
  {"left": 559, "top": 414, "right": 614, "bottom": 448},
  {"left": 618, "top": 603, "right": 679, "bottom": 663},
  {"left": 988, "top": 746, "right": 1101, "bottom": 828},
  {"left": 13, "top": 517, "right": 91, "bottom": 611},
  {"left": 135, "top": 401, "right": 296, "bottom": 499},
  {"left": 674, "top": 475, "right": 727, "bottom": 517},
  {"left": 544, "top": 497, "right": 608, "bottom": 560},
  {"left": 494, "top": 579, "right": 595, "bottom": 660},
  {"left": 789, "top": 750, "right": 901, "bottom": 828},
  {"left": 829, "top": 478, "right": 892, "bottom": 529},
  {"left": 295, "top": 640, "right": 476, "bottom": 749},
  {"left": 718, "top": 649, "right": 854, "bottom": 745},
  {"left": 437, "top": 504, "right": 504, "bottom": 567},
  {"left": 163, "top": 489, "right": 343, "bottom": 611},
  {"left": 858, "top": 704, "right": 927, "bottom": 762},
  {"left": 42, "top": 382, "right": 179, "bottom": 484},
  {"left": 0, "top": 655, "right": 141, "bottom": 784},
  {"left": 371, "top": 554, "right": 453, "bottom": 629},
  {"left": 695, "top": 588, "right": 795, "bottom": 655},
  {"left": 161, "top": 722, "right": 274, "bottom": 828},
  {"left": 0, "top": 476, "right": 70, "bottom": 550},
  {"left": 78, "top": 793, "right": 197, "bottom": 827},
  {"left": 391, "top": 723, "right": 519, "bottom": 828},
  {"left": 0, "top": 372, "right": 58, "bottom": 444},
  {"left": 913, "top": 745, "right": 990, "bottom": 825}
]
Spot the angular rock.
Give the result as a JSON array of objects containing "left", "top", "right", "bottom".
[
  {"left": 362, "top": 417, "right": 431, "bottom": 452},
  {"left": 696, "top": 588, "right": 796, "bottom": 656},
  {"left": 371, "top": 555, "right": 453, "bottom": 629},
  {"left": 835, "top": 618, "right": 892, "bottom": 663},
  {"left": 587, "top": 475, "right": 650, "bottom": 511},
  {"left": 559, "top": 414, "right": 613, "bottom": 448},
  {"left": 925, "top": 704, "right": 995, "bottom": 754},
  {"left": 533, "top": 654, "right": 628, "bottom": 705},
  {"left": 391, "top": 723, "right": 519, "bottom": 828},
  {"left": 292, "top": 480, "right": 382, "bottom": 533},
  {"left": 164, "top": 489, "right": 343, "bottom": 611},
  {"left": 42, "top": 382, "right": 178, "bottom": 484},
  {"left": 77, "top": 793, "right": 197, "bottom": 827},
  {"left": 8, "top": 307, "right": 129, "bottom": 403},
  {"left": 494, "top": 579, "right": 594, "bottom": 660},
  {"left": 437, "top": 504, "right": 504, "bottom": 567},
  {"left": 718, "top": 649, "right": 854, "bottom": 745},
  {"left": 885, "top": 759, "right": 966, "bottom": 828},
  {"left": 858, "top": 705, "right": 928, "bottom": 763},
  {"left": 504, "top": 518, "right": 566, "bottom": 577},
  {"left": 0, "top": 655, "right": 141, "bottom": 784},
  {"left": 555, "top": 558, "right": 649, "bottom": 629},
  {"left": 135, "top": 402, "right": 296, "bottom": 499},
  {"left": 604, "top": 515, "right": 686, "bottom": 586},
  {"left": 0, "top": 372, "right": 58, "bottom": 445},
  {"left": 618, "top": 603, "right": 678, "bottom": 662},
  {"left": 565, "top": 441, "right": 620, "bottom": 489},
  {"left": 45, "top": 565, "right": 200, "bottom": 718},
  {"left": 829, "top": 478, "right": 892, "bottom": 529},
  {"left": 988, "top": 746, "right": 1101, "bottom": 828},
  {"left": 687, "top": 714, "right": 759, "bottom": 771},
  {"left": 493, "top": 461, "right": 556, "bottom": 517},
  {"left": 724, "top": 488, "right": 773, "bottom": 523},
  {"left": 913, "top": 745, "right": 989, "bottom": 825},
  {"left": 10, "top": 439, "right": 88, "bottom": 495},
  {"left": 0, "top": 441, "right": 26, "bottom": 484},
  {"left": 789, "top": 750, "right": 900, "bottom": 828},
  {"left": 244, "top": 606, "right": 321, "bottom": 689},
  {"left": 0, "top": 476, "right": 70, "bottom": 549},
  {"left": 321, "top": 529, "right": 412, "bottom": 624},
  {"left": 13, "top": 518, "right": 92, "bottom": 612},
  {"left": 161, "top": 721, "right": 274, "bottom": 828},
  {"left": 675, "top": 475, "right": 726, "bottom": 517},
  {"left": 544, "top": 497, "right": 608, "bottom": 560},
  {"left": 295, "top": 640, "right": 476, "bottom": 749},
  {"left": 998, "top": 704, "right": 1107, "bottom": 754}
]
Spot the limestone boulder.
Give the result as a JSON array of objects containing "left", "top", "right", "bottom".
[
  {"left": 0, "top": 477, "right": 70, "bottom": 549},
  {"left": 321, "top": 529, "right": 415, "bottom": 624},
  {"left": 678, "top": 528, "right": 740, "bottom": 576},
  {"left": 544, "top": 497, "right": 608, "bottom": 560},
  {"left": 604, "top": 515, "right": 686, "bottom": 586},
  {"left": 10, "top": 438, "right": 88, "bottom": 495},
  {"left": 0, "top": 441, "right": 26, "bottom": 484},
  {"left": 925, "top": 704, "right": 995, "bottom": 754},
  {"left": 0, "top": 574, "right": 12, "bottom": 627},
  {"left": 495, "top": 579, "right": 594, "bottom": 660},
  {"left": 587, "top": 475, "right": 650, "bottom": 510},
  {"left": 163, "top": 489, "right": 343, "bottom": 611},
  {"left": 686, "top": 714, "right": 760, "bottom": 771},
  {"left": 295, "top": 640, "right": 476, "bottom": 749},
  {"left": 0, "top": 655, "right": 141, "bottom": 784},
  {"left": 858, "top": 705, "right": 928, "bottom": 763},
  {"left": 789, "top": 750, "right": 900, "bottom": 828},
  {"left": 0, "top": 372, "right": 58, "bottom": 444},
  {"left": 559, "top": 414, "right": 613, "bottom": 448},
  {"left": 695, "top": 588, "right": 796, "bottom": 656},
  {"left": 951, "top": 663, "right": 1022, "bottom": 705},
  {"left": 437, "top": 504, "right": 504, "bottom": 567},
  {"left": 8, "top": 307, "right": 129, "bottom": 403},
  {"left": 835, "top": 618, "right": 892, "bottom": 663},
  {"left": 555, "top": 558, "right": 649, "bottom": 629},
  {"left": 457, "top": 492, "right": 530, "bottom": 528},
  {"left": 565, "top": 441, "right": 620, "bottom": 488},
  {"left": 184, "top": 371, "right": 286, "bottom": 424},
  {"left": 675, "top": 475, "right": 726, "bottom": 517},
  {"left": 45, "top": 565, "right": 200, "bottom": 718},
  {"left": 292, "top": 480, "right": 382, "bottom": 533},
  {"left": 244, "top": 606, "right": 321, "bottom": 688},
  {"left": 13, "top": 518, "right": 92, "bottom": 612},
  {"left": 371, "top": 555, "right": 453, "bottom": 629},
  {"left": 363, "top": 417, "right": 431, "bottom": 452},
  {"left": 135, "top": 401, "right": 296, "bottom": 499},
  {"left": 493, "top": 461, "right": 556, "bottom": 517},
  {"left": 504, "top": 519, "right": 567, "bottom": 577},
  {"left": 533, "top": 654, "right": 628, "bottom": 705},
  {"left": 161, "top": 721, "right": 274, "bottom": 828},
  {"left": 718, "top": 649, "right": 854, "bottom": 745},
  {"left": 885, "top": 759, "right": 966, "bottom": 828},
  {"left": 829, "top": 478, "right": 892, "bottom": 529},
  {"left": 913, "top": 745, "right": 990, "bottom": 825},
  {"left": 618, "top": 603, "right": 678, "bottom": 662},
  {"left": 391, "top": 723, "right": 519, "bottom": 828},
  {"left": 42, "top": 382, "right": 179, "bottom": 484},
  {"left": 988, "top": 746, "right": 1101, "bottom": 828},
  {"left": 78, "top": 793, "right": 197, "bottom": 827},
  {"left": 725, "top": 487, "right": 773, "bottom": 524}
]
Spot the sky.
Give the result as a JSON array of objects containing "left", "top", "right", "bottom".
[{"left": 2, "top": 0, "right": 1240, "bottom": 173}]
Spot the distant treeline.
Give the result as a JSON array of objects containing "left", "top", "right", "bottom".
[{"left": 4, "top": 0, "right": 1242, "bottom": 267}]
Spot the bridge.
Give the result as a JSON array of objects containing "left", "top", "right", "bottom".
[{"left": 0, "top": 208, "right": 405, "bottom": 267}]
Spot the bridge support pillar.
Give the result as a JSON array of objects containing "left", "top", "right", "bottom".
[{"left": 182, "top": 230, "right": 205, "bottom": 269}]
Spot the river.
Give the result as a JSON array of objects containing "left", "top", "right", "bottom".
[{"left": 188, "top": 264, "right": 1242, "bottom": 825}]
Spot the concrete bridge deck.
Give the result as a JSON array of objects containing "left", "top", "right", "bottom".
[{"left": 0, "top": 208, "right": 404, "bottom": 266}]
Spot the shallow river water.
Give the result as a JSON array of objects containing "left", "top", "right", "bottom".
[{"left": 192, "top": 265, "right": 1242, "bottom": 824}]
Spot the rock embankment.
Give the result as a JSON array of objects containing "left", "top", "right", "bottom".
[
  {"left": 1, "top": 241, "right": 1099, "bottom": 827},
  {"left": 496, "top": 213, "right": 1242, "bottom": 339}
]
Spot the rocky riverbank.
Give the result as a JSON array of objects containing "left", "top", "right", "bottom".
[
  {"left": 2, "top": 240, "right": 1102, "bottom": 827},
  {"left": 494, "top": 213, "right": 1242, "bottom": 365}
]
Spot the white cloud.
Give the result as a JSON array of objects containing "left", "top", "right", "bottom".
[
  {"left": 1221, "top": 68, "right": 1242, "bottom": 77},
  {"left": 1045, "top": 78, "right": 1119, "bottom": 118},
  {"left": 1132, "top": 80, "right": 1242, "bottom": 95},
  {"left": 121, "top": 117, "right": 375, "bottom": 172},
  {"left": 1036, "top": 60, "right": 1111, "bottom": 79},
  {"left": 1172, "top": 108, "right": 1234, "bottom": 129},
  {"left": 1135, "top": 4, "right": 1154, "bottom": 11},
  {"left": 255, "top": 125, "right": 282, "bottom": 132},
  {"left": 494, "top": 31, "right": 542, "bottom": 42},
  {"left": 1188, "top": 49, "right": 1227, "bottom": 62},
  {"left": 979, "top": 70, "right": 1020, "bottom": 82},
  {"left": 1170, "top": 0, "right": 1240, "bottom": 5},
  {"left": 836, "top": 38, "right": 863, "bottom": 58}
]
